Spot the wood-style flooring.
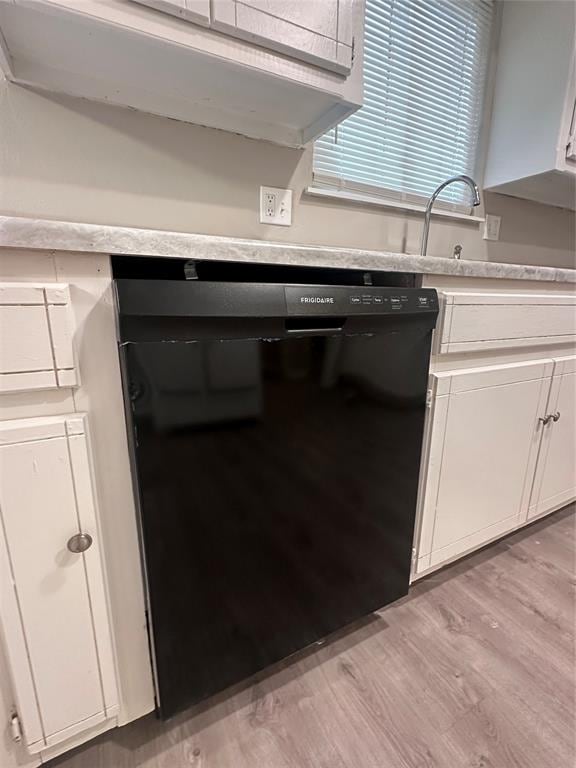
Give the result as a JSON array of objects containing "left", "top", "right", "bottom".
[{"left": 50, "top": 506, "right": 575, "bottom": 768}]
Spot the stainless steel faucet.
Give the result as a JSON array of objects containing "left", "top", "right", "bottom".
[{"left": 420, "top": 175, "right": 481, "bottom": 257}]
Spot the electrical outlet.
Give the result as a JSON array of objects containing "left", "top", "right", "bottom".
[
  {"left": 483, "top": 214, "right": 501, "bottom": 241},
  {"left": 260, "top": 186, "right": 292, "bottom": 226}
]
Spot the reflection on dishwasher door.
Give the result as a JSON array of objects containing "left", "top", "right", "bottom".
[{"left": 131, "top": 341, "right": 262, "bottom": 430}]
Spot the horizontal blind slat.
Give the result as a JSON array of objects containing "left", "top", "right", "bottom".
[
  {"left": 319, "top": 126, "right": 475, "bottom": 160},
  {"left": 363, "top": 36, "right": 488, "bottom": 80},
  {"left": 313, "top": 172, "right": 475, "bottom": 210}
]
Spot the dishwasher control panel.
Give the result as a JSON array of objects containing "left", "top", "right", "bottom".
[{"left": 285, "top": 286, "right": 438, "bottom": 315}]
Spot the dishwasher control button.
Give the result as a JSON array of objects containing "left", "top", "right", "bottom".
[
  {"left": 373, "top": 296, "right": 384, "bottom": 304},
  {"left": 390, "top": 297, "right": 402, "bottom": 309},
  {"left": 350, "top": 296, "right": 361, "bottom": 304},
  {"left": 418, "top": 296, "right": 429, "bottom": 306},
  {"left": 361, "top": 295, "right": 373, "bottom": 304}
]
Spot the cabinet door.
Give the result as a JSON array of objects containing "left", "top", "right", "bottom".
[
  {"left": 417, "top": 360, "right": 553, "bottom": 570},
  {"left": 212, "top": 0, "right": 355, "bottom": 73},
  {"left": 528, "top": 356, "right": 576, "bottom": 519},
  {"left": 0, "top": 415, "right": 118, "bottom": 754}
]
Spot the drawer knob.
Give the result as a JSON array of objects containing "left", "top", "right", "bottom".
[
  {"left": 552, "top": 411, "right": 561, "bottom": 422},
  {"left": 539, "top": 415, "right": 551, "bottom": 426},
  {"left": 67, "top": 533, "right": 93, "bottom": 554}
]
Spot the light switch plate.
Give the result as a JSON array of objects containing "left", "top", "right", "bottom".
[
  {"left": 260, "top": 186, "right": 292, "bottom": 226},
  {"left": 483, "top": 214, "right": 501, "bottom": 241}
]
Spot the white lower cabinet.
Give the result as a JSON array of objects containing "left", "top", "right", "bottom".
[
  {"left": 0, "top": 414, "right": 118, "bottom": 757},
  {"left": 415, "top": 358, "right": 576, "bottom": 574},
  {"left": 528, "top": 356, "right": 576, "bottom": 520}
]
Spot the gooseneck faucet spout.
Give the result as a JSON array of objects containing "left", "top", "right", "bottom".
[{"left": 420, "top": 175, "right": 481, "bottom": 257}]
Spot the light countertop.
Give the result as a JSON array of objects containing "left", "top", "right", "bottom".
[{"left": 0, "top": 215, "right": 574, "bottom": 283}]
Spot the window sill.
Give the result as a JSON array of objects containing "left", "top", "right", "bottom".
[{"left": 304, "top": 186, "right": 485, "bottom": 223}]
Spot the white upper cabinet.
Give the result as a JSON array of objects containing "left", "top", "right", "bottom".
[
  {"left": 0, "top": 414, "right": 118, "bottom": 757},
  {"left": 529, "top": 356, "right": 576, "bottom": 520},
  {"left": 484, "top": 0, "right": 575, "bottom": 209},
  {"left": 135, "top": 0, "right": 354, "bottom": 73},
  {"left": 0, "top": 0, "right": 364, "bottom": 147}
]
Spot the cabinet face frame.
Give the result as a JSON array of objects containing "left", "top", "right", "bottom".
[
  {"left": 414, "top": 359, "right": 555, "bottom": 574},
  {"left": 0, "top": 414, "right": 118, "bottom": 755}
]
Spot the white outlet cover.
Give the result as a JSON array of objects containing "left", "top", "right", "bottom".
[
  {"left": 483, "top": 214, "right": 502, "bottom": 241},
  {"left": 260, "top": 186, "right": 293, "bottom": 226}
]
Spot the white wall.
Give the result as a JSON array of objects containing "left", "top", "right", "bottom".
[{"left": 0, "top": 79, "right": 574, "bottom": 269}]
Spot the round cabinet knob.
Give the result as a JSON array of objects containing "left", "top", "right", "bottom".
[
  {"left": 67, "top": 533, "right": 93, "bottom": 554},
  {"left": 552, "top": 411, "right": 561, "bottom": 422}
]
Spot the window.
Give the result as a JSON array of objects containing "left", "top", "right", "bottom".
[{"left": 314, "top": 0, "right": 494, "bottom": 208}]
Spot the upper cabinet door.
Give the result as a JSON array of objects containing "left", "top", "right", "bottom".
[
  {"left": 0, "top": 415, "right": 118, "bottom": 755},
  {"left": 131, "top": 0, "right": 211, "bottom": 26},
  {"left": 529, "top": 356, "right": 576, "bottom": 520},
  {"left": 212, "top": 0, "right": 355, "bottom": 73}
]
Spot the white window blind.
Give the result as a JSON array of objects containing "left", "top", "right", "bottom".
[{"left": 314, "top": 0, "right": 493, "bottom": 207}]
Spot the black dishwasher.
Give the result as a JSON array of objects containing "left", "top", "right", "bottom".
[{"left": 114, "top": 258, "right": 438, "bottom": 719}]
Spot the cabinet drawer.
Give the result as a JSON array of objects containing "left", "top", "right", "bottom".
[
  {"left": 439, "top": 292, "right": 576, "bottom": 353},
  {"left": 0, "top": 283, "right": 78, "bottom": 393}
]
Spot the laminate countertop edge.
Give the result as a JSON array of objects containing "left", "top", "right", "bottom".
[{"left": 0, "top": 215, "right": 574, "bottom": 284}]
